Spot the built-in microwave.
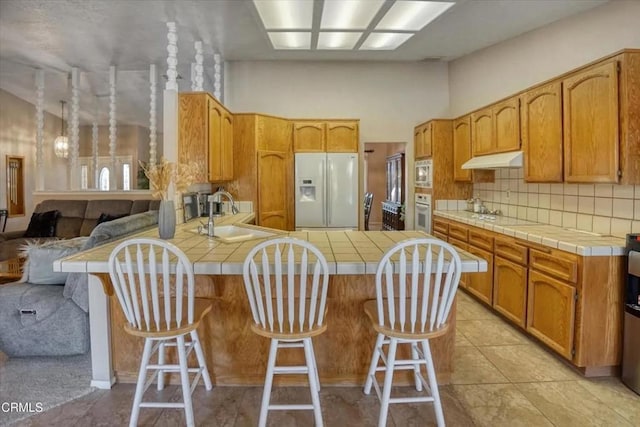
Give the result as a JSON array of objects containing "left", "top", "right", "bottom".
[{"left": 415, "top": 159, "right": 433, "bottom": 188}]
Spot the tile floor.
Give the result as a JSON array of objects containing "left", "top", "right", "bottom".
[{"left": 10, "top": 291, "right": 640, "bottom": 426}]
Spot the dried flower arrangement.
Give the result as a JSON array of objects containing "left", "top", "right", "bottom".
[{"left": 138, "top": 158, "right": 199, "bottom": 200}]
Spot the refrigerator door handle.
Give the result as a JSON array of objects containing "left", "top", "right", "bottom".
[
  {"left": 322, "top": 158, "right": 327, "bottom": 226},
  {"left": 327, "top": 159, "right": 331, "bottom": 226}
]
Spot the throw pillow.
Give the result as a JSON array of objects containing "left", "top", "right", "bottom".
[
  {"left": 24, "top": 210, "right": 61, "bottom": 238},
  {"left": 97, "top": 212, "right": 128, "bottom": 225},
  {"left": 19, "top": 237, "right": 89, "bottom": 285}
]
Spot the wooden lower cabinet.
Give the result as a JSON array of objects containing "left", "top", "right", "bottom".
[
  {"left": 466, "top": 245, "right": 493, "bottom": 305},
  {"left": 493, "top": 256, "right": 527, "bottom": 328},
  {"left": 526, "top": 270, "right": 576, "bottom": 360},
  {"left": 449, "top": 237, "right": 468, "bottom": 289}
]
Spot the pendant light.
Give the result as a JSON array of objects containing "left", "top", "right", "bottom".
[{"left": 53, "top": 100, "right": 69, "bottom": 159}]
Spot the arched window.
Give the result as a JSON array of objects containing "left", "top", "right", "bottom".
[{"left": 99, "top": 167, "right": 110, "bottom": 191}]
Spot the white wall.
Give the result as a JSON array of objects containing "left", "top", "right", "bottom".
[
  {"left": 448, "top": 0, "right": 640, "bottom": 116},
  {"left": 226, "top": 60, "right": 450, "bottom": 228},
  {"left": 0, "top": 90, "right": 65, "bottom": 231}
]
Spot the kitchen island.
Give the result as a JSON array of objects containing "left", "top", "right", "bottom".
[{"left": 56, "top": 214, "right": 487, "bottom": 389}]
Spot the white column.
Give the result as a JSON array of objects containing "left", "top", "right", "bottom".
[
  {"left": 92, "top": 121, "right": 99, "bottom": 189},
  {"left": 109, "top": 66, "right": 117, "bottom": 190},
  {"left": 87, "top": 274, "right": 115, "bottom": 389},
  {"left": 149, "top": 64, "right": 158, "bottom": 166},
  {"left": 214, "top": 53, "right": 222, "bottom": 101},
  {"left": 194, "top": 41, "right": 204, "bottom": 91},
  {"left": 165, "top": 22, "right": 178, "bottom": 91},
  {"left": 35, "top": 70, "right": 45, "bottom": 191},
  {"left": 69, "top": 67, "right": 80, "bottom": 190},
  {"left": 164, "top": 22, "right": 179, "bottom": 201}
]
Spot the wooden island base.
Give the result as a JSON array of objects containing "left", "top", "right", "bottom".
[{"left": 107, "top": 274, "right": 456, "bottom": 386}]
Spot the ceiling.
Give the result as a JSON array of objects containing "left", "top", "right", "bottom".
[{"left": 0, "top": 0, "right": 607, "bottom": 128}]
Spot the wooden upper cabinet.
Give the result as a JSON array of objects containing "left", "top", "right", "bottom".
[
  {"left": 492, "top": 97, "right": 520, "bottom": 153},
  {"left": 326, "top": 121, "right": 358, "bottom": 152},
  {"left": 178, "top": 93, "right": 209, "bottom": 182},
  {"left": 563, "top": 60, "right": 619, "bottom": 183},
  {"left": 453, "top": 116, "right": 472, "bottom": 182},
  {"left": 293, "top": 121, "right": 326, "bottom": 152},
  {"left": 471, "top": 108, "right": 493, "bottom": 156},
  {"left": 257, "top": 150, "right": 289, "bottom": 230},
  {"left": 414, "top": 125, "right": 424, "bottom": 159},
  {"left": 220, "top": 111, "right": 234, "bottom": 181},
  {"left": 521, "top": 82, "right": 563, "bottom": 182},
  {"left": 422, "top": 122, "right": 433, "bottom": 157}
]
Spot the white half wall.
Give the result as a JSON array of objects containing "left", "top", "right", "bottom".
[
  {"left": 448, "top": 0, "right": 640, "bottom": 116},
  {"left": 225, "top": 60, "right": 450, "bottom": 229}
]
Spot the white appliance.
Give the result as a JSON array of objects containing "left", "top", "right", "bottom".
[
  {"left": 415, "top": 193, "right": 432, "bottom": 234},
  {"left": 295, "top": 153, "right": 358, "bottom": 230},
  {"left": 415, "top": 159, "right": 433, "bottom": 188}
]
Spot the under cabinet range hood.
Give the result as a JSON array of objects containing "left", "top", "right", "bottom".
[{"left": 461, "top": 151, "right": 523, "bottom": 169}]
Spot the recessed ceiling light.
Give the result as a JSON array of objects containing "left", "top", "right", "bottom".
[
  {"left": 267, "top": 32, "right": 311, "bottom": 49},
  {"left": 360, "top": 32, "right": 413, "bottom": 50},
  {"left": 253, "top": 0, "right": 314, "bottom": 30},
  {"left": 321, "top": 0, "right": 385, "bottom": 30},
  {"left": 317, "top": 32, "right": 363, "bottom": 50},
  {"left": 376, "top": 1, "right": 454, "bottom": 31}
]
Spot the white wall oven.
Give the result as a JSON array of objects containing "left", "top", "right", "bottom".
[
  {"left": 415, "top": 193, "right": 431, "bottom": 234},
  {"left": 415, "top": 159, "right": 433, "bottom": 188}
]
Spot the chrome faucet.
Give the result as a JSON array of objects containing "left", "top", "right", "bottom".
[
  {"left": 210, "top": 191, "right": 239, "bottom": 215},
  {"left": 206, "top": 200, "right": 215, "bottom": 237}
]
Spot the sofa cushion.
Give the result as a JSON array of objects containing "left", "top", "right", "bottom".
[
  {"left": 24, "top": 210, "right": 60, "bottom": 238},
  {"left": 19, "top": 238, "right": 88, "bottom": 285},
  {"left": 79, "top": 200, "right": 134, "bottom": 236},
  {"left": 35, "top": 200, "right": 87, "bottom": 239},
  {"left": 96, "top": 212, "right": 128, "bottom": 225},
  {"left": 64, "top": 210, "right": 159, "bottom": 311}
]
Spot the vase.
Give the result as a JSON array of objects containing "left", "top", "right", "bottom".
[{"left": 158, "top": 200, "right": 176, "bottom": 239}]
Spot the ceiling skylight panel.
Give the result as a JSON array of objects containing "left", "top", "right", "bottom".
[
  {"left": 360, "top": 32, "right": 413, "bottom": 50},
  {"left": 320, "top": 0, "right": 385, "bottom": 30},
  {"left": 376, "top": 1, "right": 454, "bottom": 31},
  {"left": 253, "top": 0, "right": 314, "bottom": 29},
  {"left": 267, "top": 32, "right": 311, "bottom": 49},
  {"left": 317, "top": 32, "right": 362, "bottom": 50}
]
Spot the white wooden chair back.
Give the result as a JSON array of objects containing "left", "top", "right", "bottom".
[
  {"left": 375, "top": 238, "right": 462, "bottom": 334},
  {"left": 108, "top": 237, "right": 196, "bottom": 332},
  {"left": 242, "top": 237, "right": 330, "bottom": 334}
]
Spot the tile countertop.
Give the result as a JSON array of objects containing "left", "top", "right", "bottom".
[
  {"left": 55, "top": 213, "right": 487, "bottom": 276},
  {"left": 434, "top": 210, "right": 626, "bottom": 257}
]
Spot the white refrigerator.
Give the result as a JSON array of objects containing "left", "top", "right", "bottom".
[{"left": 295, "top": 153, "right": 359, "bottom": 230}]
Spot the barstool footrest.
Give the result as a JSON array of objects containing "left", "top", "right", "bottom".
[
  {"left": 273, "top": 366, "right": 308, "bottom": 374},
  {"left": 139, "top": 402, "right": 186, "bottom": 409},
  {"left": 269, "top": 404, "right": 315, "bottom": 411}
]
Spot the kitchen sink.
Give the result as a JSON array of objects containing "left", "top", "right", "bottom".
[{"left": 189, "top": 224, "right": 279, "bottom": 243}]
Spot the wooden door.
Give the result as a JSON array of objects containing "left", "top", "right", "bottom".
[
  {"left": 493, "top": 256, "right": 527, "bottom": 328},
  {"left": 208, "top": 101, "right": 224, "bottom": 182},
  {"left": 527, "top": 270, "right": 576, "bottom": 359},
  {"left": 563, "top": 60, "right": 619, "bottom": 183},
  {"left": 422, "top": 122, "right": 432, "bottom": 157},
  {"left": 493, "top": 97, "right": 520, "bottom": 153},
  {"left": 414, "top": 125, "right": 424, "bottom": 159},
  {"left": 220, "top": 111, "right": 234, "bottom": 181},
  {"left": 466, "top": 245, "right": 494, "bottom": 305},
  {"left": 293, "top": 122, "right": 325, "bottom": 152},
  {"left": 326, "top": 121, "right": 358, "bottom": 152},
  {"left": 521, "top": 82, "right": 563, "bottom": 182},
  {"left": 471, "top": 108, "right": 493, "bottom": 155},
  {"left": 257, "top": 150, "right": 289, "bottom": 230},
  {"left": 453, "top": 116, "right": 472, "bottom": 182},
  {"left": 178, "top": 93, "right": 208, "bottom": 182}
]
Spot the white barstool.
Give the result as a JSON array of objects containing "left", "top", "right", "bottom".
[
  {"left": 242, "top": 237, "right": 330, "bottom": 427},
  {"left": 107, "top": 237, "right": 213, "bottom": 427},
  {"left": 363, "top": 238, "right": 462, "bottom": 427}
]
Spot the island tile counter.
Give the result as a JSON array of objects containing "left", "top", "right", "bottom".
[{"left": 56, "top": 214, "right": 487, "bottom": 389}]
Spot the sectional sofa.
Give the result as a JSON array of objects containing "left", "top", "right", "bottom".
[{"left": 0, "top": 199, "right": 160, "bottom": 357}]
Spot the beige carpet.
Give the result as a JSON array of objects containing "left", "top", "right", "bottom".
[{"left": 0, "top": 351, "right": 94, "bottom": 426}]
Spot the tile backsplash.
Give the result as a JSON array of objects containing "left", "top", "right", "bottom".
[{"left": 469, "top": 168, "right": 640, "bottom": 237}]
